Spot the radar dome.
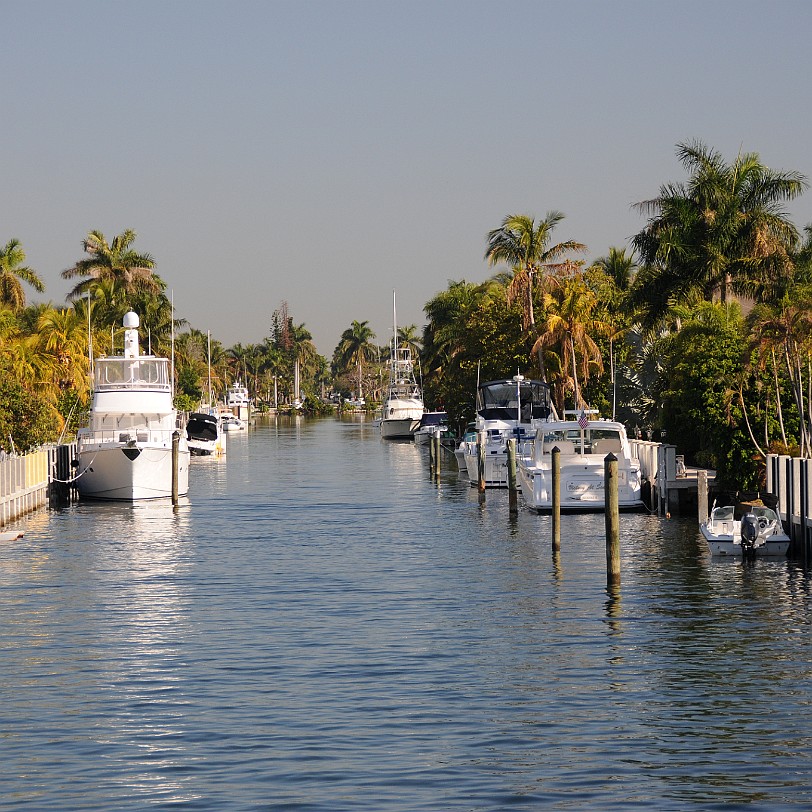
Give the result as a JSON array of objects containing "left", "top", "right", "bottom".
[{"left": 123, "top": 312, "right": 140, "bottom": 328}]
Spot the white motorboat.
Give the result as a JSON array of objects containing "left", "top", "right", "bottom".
[
  {"left": 219, "top": 409, "right": 247, "bottom": 432},
  {"left": 413, "top": 411, "right": 452, "bottom": 445},
  {"left": 226, "top": 380, "right": 251, "bottom": 423},
  {"left": 380, "top": 293, "right": 424, "bottom": 440},
  {"left": 454, "top": 423, "right": 476, "bottom": 474},
  {"left": 518, "top": 410, "right": 644, "bottom": 511},
  {"left": 74, "top": 312, "right": 190, "bottom": 500},
  {"left": 460, "top": 375, "right": 551, "bottom": 487},
  {"left": 186, "top": 410, "right": 226, "bottom": 456},
  {"left": 701, "top": 502, "right": 789, "bottom": 557}
]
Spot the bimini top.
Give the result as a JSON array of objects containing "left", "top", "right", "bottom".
[{"left": 476, "top": 378, "right": 552, "bottom": 423}]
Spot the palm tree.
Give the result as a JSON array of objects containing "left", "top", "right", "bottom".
[
  {"left": 485, "top": 212, "right": 586, "bottom": 379},
  {"left": 631, "top": 141, "right": 807, "bottom": 326},
  {"left": 335, "top": 320, "right": 376, "bottom": 399},
  {"left": 36, "top": 307, "right": 91, "bottom": 398},
  {"left": 533, "top": 272, "right": 608, "bottom": 414},
  {"left": 62, "top": 229, "right": 160, "bottom": 302},
  {"left": 588, "top": 247, "right": 639, "bottom": 418},
  {"left": 0, "top": 239, "right": 45, "bottom": 311}
]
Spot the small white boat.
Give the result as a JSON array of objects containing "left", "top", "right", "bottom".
[
  {"left": 459, "top": 375, "right": 551, "bottom": 487},
  {"left": 701, "top": 502, "right": 789, "bottom": 557},
  {"left": 220, "top": 412, "right": 247, "bottom": 432},
  {"left": 74, "top": 312, "right": 190, "bottom": 500},
  {"left": 518, "top": 410, "right": 644, "bottom": 511},
  {"left": 413, "top": 411, "right": 451, "bottom": 445},
  {"left": 186, "top": 411, "right": 226, "bottom": 455}
]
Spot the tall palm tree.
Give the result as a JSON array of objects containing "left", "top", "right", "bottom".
[
  {"left": 631, "top": 141, "right": 807, "bottom": 326},
  {"left": 533, "top": 272, "right": 608, "bottom": 414},
  {"left": 62, "top": 229, "right": 160, "bottom": 302},
  {"left": 588, "top": 247, "right": 639, "bottom": 418},
  {"left": 485, "top": 212, "right": 586, "bottom": 379},
  {"left": 0, "top": 239, "right": 45, "bottom": 311},
  {"left": 335, "top": 320, "right": 376, "bottom": 399}
]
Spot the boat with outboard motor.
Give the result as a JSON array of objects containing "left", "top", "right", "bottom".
[
  {"left": 459, "top": 375, "right": 552, "bottom": 487},
  {"left": 517, "top": 409, "right": 644, "bottom": 511},
  {"left": 73, "top": 312, "right": 190, "bottom": 500},
  {"left": 701, "top": 499, "right": 789, "bottom": 557}
]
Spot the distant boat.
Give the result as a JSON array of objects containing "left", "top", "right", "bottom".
[
  {"left": 226, "top": 380, "right": 251, "bottom": 423},
  {"left": 413, "top": 411, "right": 452, "bottom": 446},
  {"left": 74, "top": 312, "right": 190, "bottom": 500},
  {"left": 518, "top": 410, "right": 643, "bottom": 511},
  {"left": 380, "top": 292, "right": 424, "bottom": 440}
]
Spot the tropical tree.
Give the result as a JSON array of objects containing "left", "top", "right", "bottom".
[
  {"left": 631, "top": 140, "right": 807, "bottom": 327},
  {"left": 35, "top": 307, "right": 90, "bottom": 398},
  {"left": 0, "top": 239, "right": 45, "bottom": 311},
  {"left": 485, "top": 212, "right": 586, "bottom": 379},
  {"left": 334, "top": 320, "right": 376, "bottom": 399},
  {"left": 62, "top": 229, "right": 160, "bottom": 303},
  {"left": 533, "top": 272, "right": 608, "bottom": 415}
]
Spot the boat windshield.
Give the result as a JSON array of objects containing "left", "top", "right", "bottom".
[
  {"left": 95, "top": 357, "right": 170, "bottom": 391},
  {"left": 476, "top": 379, "right": 551, "bottom": 422},
  {"left": 541, "top": 427, "right": 624, "bottom": 455}
]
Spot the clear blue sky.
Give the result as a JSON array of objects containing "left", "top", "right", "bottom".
[{"left": 3, "top": 0, "right": 811, "bottom": 355}]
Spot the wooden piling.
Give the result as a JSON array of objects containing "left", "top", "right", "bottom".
[
  {"left": 507, "top": 438, "right": 518, "bottom": 515},
  {"left": 477, "top": 431, "right": 486, "bottom": 495},
  {"left": 171, "top": 431, "right": 180, "bottom": 506},
  {"left": 433, "top": 430, "right": 441, "bottom": 481},
  {"left": 605, "top": 452, "right": 620, "bottom": 584},
  {"left": 697, "top": 469, "right": 708, "bottom": 525},
  {"left": 429, "top": 432, "right": 436, "bottom": 476},
  {"left": 552, "top": 446, "right": 561, "bottom": 552}
]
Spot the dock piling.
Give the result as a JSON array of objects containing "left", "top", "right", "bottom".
[
  {"left": 605, "top": 452, "right": 620, "bottom": 584},
  {"left": 552, "top": 446, "right": 561, "bottom": 552}
]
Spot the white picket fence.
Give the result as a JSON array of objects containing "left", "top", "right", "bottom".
[{"left": 0, "top": 444, "right": 77, "bottom": 527}]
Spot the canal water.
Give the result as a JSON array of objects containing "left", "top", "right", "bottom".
[{"left": 2, "top": 416, "right": 812, "bottom": 811}]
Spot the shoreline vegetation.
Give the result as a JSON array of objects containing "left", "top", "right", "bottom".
[{"left": 2, "top": 140, "right": 811, "bottom": 491}]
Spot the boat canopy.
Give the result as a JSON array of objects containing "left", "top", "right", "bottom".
[
  {"left": 476, "top": 379, "right": 551, "bottom": 422},
  {"left": 418, "top": 411, "right": 448, "bottom": 428},
  {"left": 187, "top": 412, "right": 219, "bottom": 441}
]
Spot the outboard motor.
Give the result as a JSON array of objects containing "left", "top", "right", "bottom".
[{"left": 740, "top": 513, "right": 760, "bottom": 559}]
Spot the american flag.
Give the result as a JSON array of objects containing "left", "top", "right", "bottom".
[{"left": 577, "top": 410, "right": 589, "bottom": 429}]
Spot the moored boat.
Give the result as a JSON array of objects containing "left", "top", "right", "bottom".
[
  {"left": 380, "top": 293, "right": 424, "bottom": 440},
  {"left": 518, "top": 410, "right": 643, "bottom": 511},
  {"left": 413, "top": 411, "right": 452, "bottom": 445},
  {"left": 459, "top": 375, "right": 551, "bottom": 487},
  {"left": 74, "top": 312, "right": 190, "bottom": 500},
  {"left": 701, "top": 501, "right": 789, "bottom": 557},
  {"left": 186, "top": 410, "right": 226, "bottom": 456}
]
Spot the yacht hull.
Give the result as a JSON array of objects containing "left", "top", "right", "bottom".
[
  {"left": 75, "top": 444, "right": 190, "bottom": 501},
  {"left": 380, "top": 417, "right": 420, "bottom": 440}
]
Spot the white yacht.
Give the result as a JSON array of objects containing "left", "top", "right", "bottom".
[
  {"left": 380, "top": 293, "right": 424, "bottom": 440},
  {"left": 517, "top": 411, "right": 643, "bottom": 511},
  {"left": 460, "top": 375, "right": 551, "bottom": 487},
  {"left": 226, "top": 380, "right": 251, "bottom": 423},
  {"left": 74, "top": 312, "right": 190, "bottom": 500}
]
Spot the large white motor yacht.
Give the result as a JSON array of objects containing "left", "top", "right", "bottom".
[{"left": 74, "top": 312, "right": 190, "bottom": 500}]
